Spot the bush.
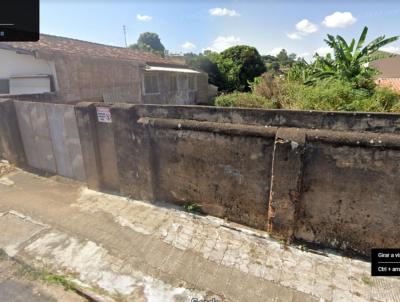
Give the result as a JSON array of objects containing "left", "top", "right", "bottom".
[
  {"left": 372, "top": 87, "right": 400, "bottom": 112},
  {"left": 279, "top": 79, "right": 400, "bottom": 112},
  {"left": 215, "top": 77, "right": 400, "bottom": 112},
  {"left": 215, "top": 92, "right": 277, "bottom": 109},
  {"left": 250, "top": 73, "right": 282, "bottom": 103}
]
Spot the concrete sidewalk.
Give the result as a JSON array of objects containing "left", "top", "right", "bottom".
[{"left": 0, "top": 169, "right": 399, "bottom": 302}]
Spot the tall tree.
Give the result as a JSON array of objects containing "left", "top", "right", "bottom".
[
  {"left": 185, "top": 53, "right": 223, "bottom": 87},
  {"left": 217, "top": 45, "right": 266, "bottom": 92},
  {"left": 129, "top": 32, "right": 165, "bottom": 56}
]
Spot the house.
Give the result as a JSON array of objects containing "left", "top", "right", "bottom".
[
  {"left": 370, "top": 54, "right": 400, "bottom": 92},
  {"left": 0, "top": 34, "right": 210, "bottom": 104}
]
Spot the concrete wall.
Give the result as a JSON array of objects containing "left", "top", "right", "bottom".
[
  {"left": 74, "top": 103, "right": 119, "bottom": 191},
  {"left": 4, "top": 100, "right": 86, "bottom": 181},
  {"left": 40, "top": 53, "right": 143, "bottom": 104},
  {"left": 141, "top": 71, "right": 209, "bottom": 105},
  {"left": 104, "top": 105, "right": 399, "bottom": 255},
  {"left": 0, "top": 99, "right": 26, "bottom": 165},
  {"left": 2, "top": 99, "right": 400, "bottom": 255}
]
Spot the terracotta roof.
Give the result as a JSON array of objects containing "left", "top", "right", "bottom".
[
  {"left": 0, "top": 34, "right": 186, "bottom": 67},
  {"left": 376, "top": 78, "right": 400, "bottom": 92},
  {"left": 370, "top": 54, "right": 400, "bottom": 78}
]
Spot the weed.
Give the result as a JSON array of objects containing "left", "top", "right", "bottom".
[
  {"left": 0, "top": 249, "right": 8, "bottom": 260},
  {"left": 183, "top": 202, "right": 202, "bottom": 214},
  {"left": 16, "top": 264, "right": 77, "bottom": 291},
  {"left": 361, "top": 275, "right": 373, "bottom": 286}
]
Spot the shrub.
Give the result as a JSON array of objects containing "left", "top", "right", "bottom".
[
  {"left": 215, "top": 92, "right": 277, "bottom": 109},
  {"left": 372, "top": 86, "right": 400, "bottom": 112},
  {"left": 279, "top": 79, "right": 400, "bottom": 112},
  {"left": 250, "top": 73, "right": 281, "bottom": 100}
]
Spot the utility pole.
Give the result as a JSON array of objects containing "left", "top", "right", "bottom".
[{"left": 123, "top": 25, "right": 127, "bottom": 47}]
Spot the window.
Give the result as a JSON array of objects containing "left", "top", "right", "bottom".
[
  {"left": 0, "top": 79, "right": 9, "bottom": 94},
  {"left": 169, "top": 74, "right": 178, "bottom": 92},
  {"left": 143, "top": 73, "right": 159, "bottom": 94},
  {"left": 9, "top": 75, "right": 51, "bottom": 95},
  {"left": 188, "top": 74, "right": 197, "bottom": 91}
]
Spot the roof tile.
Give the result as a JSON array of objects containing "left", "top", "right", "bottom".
[{"left": 0, "top": 34, "right": 186, "bottom": 66}]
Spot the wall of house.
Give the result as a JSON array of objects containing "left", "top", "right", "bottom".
[
  {"left": 141, "top": 71, "right": 209, "bottom": 105},
  {"left": 37, "top": 52, "right": 143, "bottom": 104},
  {"left": 2, "top": 49, "right": 209, "bottom": 105},
  {"left": 0, "top": 49, "right": 57, "bottom": 95}
]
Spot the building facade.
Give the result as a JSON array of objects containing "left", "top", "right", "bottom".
[{"left": 0, "top": 34, "right": 210, "bottom": 105}]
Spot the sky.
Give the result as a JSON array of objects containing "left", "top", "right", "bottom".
[{"left": 41, "top": 0, "right": 400, "bottom": 59}]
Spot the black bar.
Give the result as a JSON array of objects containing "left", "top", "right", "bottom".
[
  {"left": 0, "top": 0, "right": 39, "bottom": 41},
  {"left": 371, "top": 249, "right": 400, "bottom": 276}
]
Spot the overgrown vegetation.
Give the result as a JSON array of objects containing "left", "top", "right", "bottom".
[
  {"left": 215, "top": 92, "right": 275, "bottom": 109},
  {"left": 215, "top": 26, "right": 400, "bottom": 112},
  {"left": 186, "top": 45, "right": 266, "bottom": 92}
]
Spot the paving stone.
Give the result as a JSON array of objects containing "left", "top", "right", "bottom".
[{"left": 1, "top": 170, "right": 400, "bottom": 302}]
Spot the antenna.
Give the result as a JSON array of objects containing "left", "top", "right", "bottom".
[{"left": 123, "top": 25, "right": 127, "bottom": 47}]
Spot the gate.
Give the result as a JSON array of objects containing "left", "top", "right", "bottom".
[{"left": 14, "top": 101, "right": 86, "bottom": 181}]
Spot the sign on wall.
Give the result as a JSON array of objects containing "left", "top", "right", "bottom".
[{"left": 96, "top": 107, "right": 112, "bottom": 123}]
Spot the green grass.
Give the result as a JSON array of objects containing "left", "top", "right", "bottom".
[
  {"left": 16, "top": 264, "right": 77, "bottom": 291},
  {"left": 183, "top": 202, "right": 202, "bottom": 214},
  {"left": 361, "top": 275, "right": 373, "bottom": 286}
]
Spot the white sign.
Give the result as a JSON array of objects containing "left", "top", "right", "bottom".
[{"left": 96, "top": 107, "right": 112, "bottom": 123}]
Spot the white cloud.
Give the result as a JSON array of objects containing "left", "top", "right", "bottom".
[
  {"left": 322, "top": 12, "right": 357, "bottom": 28},
  {"left": 296, "top": 19, "right": 318, "bottom": 34},
  {"left": 181, "top": 42, "right": 196, "bottom": 51},
  {"left": 204, "top": 36, "right": 241, "bottom": 53},
  {"left": 136, "top": 14, "right": 152, "bottom": 22},
  {"left": 380, "top": 46, "right": 400, "bottom": 54},
  {"left": 315, "top": 46, "right": 333, "bottom": 56},
  {"left": 299, "top": 52, "right": 311, "bottom": 58},
  {"left": 287, "top": 32, "right": 303, "bottom": 40},
  {"left": 269, "top": 47, "right": 284, "bottom": 56},
  {"left": 287, "top": 19, "right": 318, "bottom": 41},
  {"left": 209, "top": 8, "right": 240, "bottom": 17}
]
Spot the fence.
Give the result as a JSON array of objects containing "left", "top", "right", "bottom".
[{"left": 1, "top": 98, "right": 400, "bottom": 255}]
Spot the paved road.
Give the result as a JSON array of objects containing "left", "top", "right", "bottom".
[
  {"left": 0, "top": 169, "right": 399, "bottom": 302},
  {"left": 0, "top": 280, "right": 56, "bottom": 302},
  {"left": 0, "top": 251, "right": 86, "bottom": 302}
]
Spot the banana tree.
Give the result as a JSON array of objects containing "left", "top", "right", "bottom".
[{"left": 316, "top": 26, "right": 399, "bottom": 87}]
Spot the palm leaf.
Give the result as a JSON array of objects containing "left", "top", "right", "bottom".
[{"left": 355, "top": 26, "right": 369, "bottom": 52}]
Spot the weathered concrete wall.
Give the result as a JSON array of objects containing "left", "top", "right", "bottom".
[
  {"left": 141, "top": 72, "right": 209, "bottom": 105},
  {"left": 0, "top": 99, "right": 26, "bottom": 165},
  {"left": 296, "top": 139, "right": 400, "bottom": 254},
  {"left": 148, "top": 123, "right": 274, "bottom": 229},
  {"left": 106, "top": 105, "right": 400, "bottom": 255},
  {"left": 41, "top": 53, "right": 143, "bottom": 104},
  {"left": 13, "top": 100, "right": 86, "bottom": 180},
  {"left": 2, "top": 99, "right": 400, "bottom": 255},
  {"left": 75, "top": 103, "right": 119, "bottom": 192}
]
